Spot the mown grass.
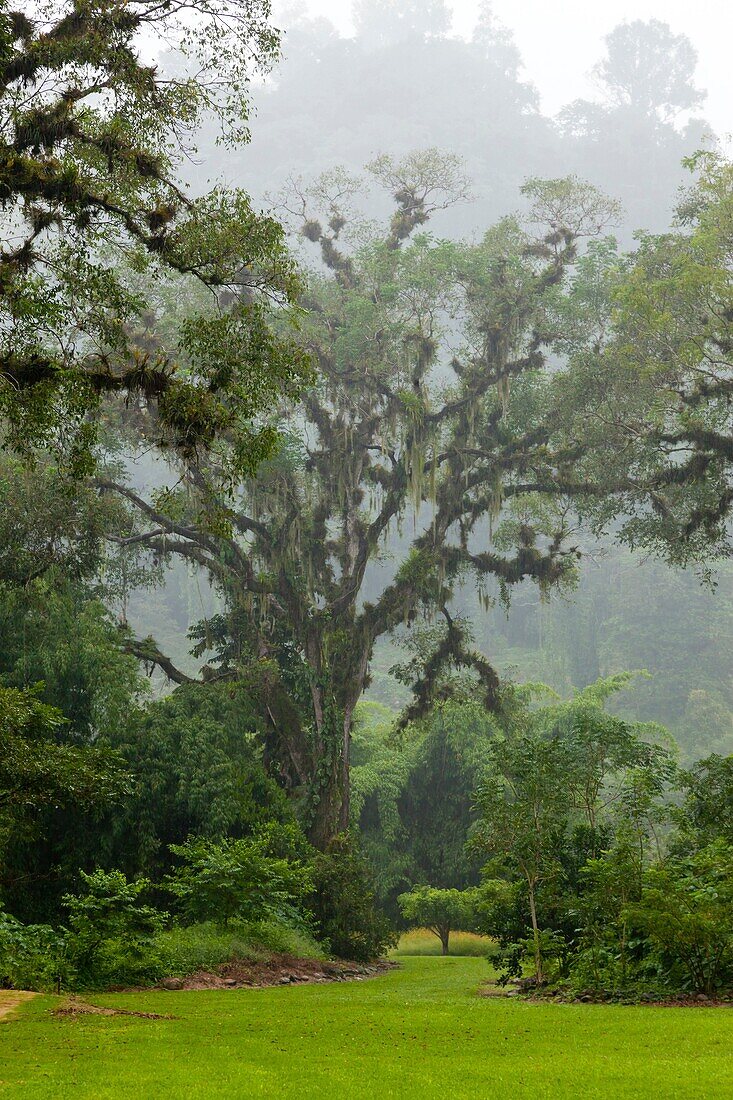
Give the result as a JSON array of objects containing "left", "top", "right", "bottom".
[
  {"left": 391, "top": 928, "right": 497, "bottom": 957},
  {"left": 2, "top": 957, "right": 733, "bottom": 1098}
]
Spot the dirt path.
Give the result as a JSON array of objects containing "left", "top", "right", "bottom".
[{"left": 0, "top": 992, "right": 36, "bottom": 1021}]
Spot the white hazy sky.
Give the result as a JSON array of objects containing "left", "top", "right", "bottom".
[{"left": 291, "top": 1, "right": 732, "bottom": 144}]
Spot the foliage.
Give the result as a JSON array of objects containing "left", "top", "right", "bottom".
[
  {"left": 351, "top": 698, "right": 497, "bottom": 915},
  {"left": 676, "top": 754, "right": 733, "bottom": 847},
  {"left": 308, "top": 834, "right": 396, "bottom": 961},
  {"left": 555, "top": 152, "right": 733, "bottom": 564},
  {"left": 472, "top": 729, "right": 571, "bottom": 982},
  {"left": 165, "top": 831, "right": 312, "bottom": 927},
  {"left": 626, "top": 842, "right": 733, "bottom": 996},
  {"left": 397, "top": 885, "right": 479, "bottom": 955},
  {"left": 62, "top": 869, "right": 167, "bottom": 989},
  {"left": 0, "top": 0, "right": 309, "bottom": 475},
  {"left": 0, "top": 580, "right": 146, "bottom": 743},
  {"left": 0, "top": 909, "right": 70, "bottom": 991},
  {"left": 156, "top": 919, "right": 325, "bottom": 977},
  {"left": 0, "top": 902, "right": 325, "bottom": 993},
  {"left": 496, "top": 929, "right": 569, "bottom": 986},
  {"left": 105, "top": 683, "right": 293, "bottom": 881},
  {"left": 0, "top": 459, "right": 126, "bottom": 587},
  {"left": 467, "top": 680, "right": 733, "bottom": 999},
  {"left": 470, "top": 676, "right": 677, "bottom": 986},
  {"left": 0, "top": 566, "right": 145, "bottom": 918},
  {"left": 0, "top": 686, "right": 128, "bottom": 873}
]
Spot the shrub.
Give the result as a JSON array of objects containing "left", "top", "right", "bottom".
[
  {"left": 309, "top": 834, "right": 396, "bottom": 962},
  {"left": 0, "top": 910, "right": 71, "bottom": 991},
  {"left": 63, "top": 869, "right": 167, "bottom": 989},
  {"left": 165, "top": 832, "right": 312, "bottom": 927},
  {"left": 496, "top": 930, "right": 569, "bottom": 986},
  {"left": 625, "top": 841, "right": 733, "bottom": 996}
]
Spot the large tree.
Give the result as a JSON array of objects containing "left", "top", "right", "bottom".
[
  {"left": 555, "top": 151, "right": 733, "bottom": 565},
  {"left": 100, "top": 154, "right": 619, "bottom": 846},
  {"left": 0, "top": 0, "right": 308, "bottom": 474},
  {"left": 594, "top": 19, "right": 704, "bottom": 122}
]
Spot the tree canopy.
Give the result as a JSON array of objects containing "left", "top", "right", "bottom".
[
  {"left": 96, "top": 153, "right": 622, "bottom": 846},
  {"left": 556, "top": 152, "right": 733, "bottom": 564},
  {"left": 0, "top": 0, "right": 309, "bottom": 475}
]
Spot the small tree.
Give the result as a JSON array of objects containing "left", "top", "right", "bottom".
[
  {"left": 398, "top": 885, "right": 477, "bottom": 955},
  {"left": 309, "top": 834, "right": 396, "bottom": 962},
  {"left": 63, "top": 869, "right": 166, "bottom": 988},
  {"left": 471, "top": 732, "right": 571, "bottom": 983}
]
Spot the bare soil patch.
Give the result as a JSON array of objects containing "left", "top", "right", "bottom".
[
  {"left": 159, "top": 954, "right": 395, "bottom": 992},
  {"left": 54, "top": 997, "right": 174, "bottom": 1020},
  {"left": 0, "top": 991, "right": 36, "bottom": 1021}
]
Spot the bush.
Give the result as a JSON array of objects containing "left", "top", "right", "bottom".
[
  {"left": 309, "top": 834, "right": 396, "bottom": 962},
  {"left": 165, "top": 831, "right": 313, "bottom": 927},
  {"left": 1, "top": 870, "right": 167, "bottom": 991},
  {"left": 63, "top": 869, "right": 167, "bottom": 989},
  {"left": 0, "top": 910, "right": 71, "bottom": 991},
  {"left": 496, "top": 930, "right": 569, "bottom": 986},
  {"left": 625, "top": 841, "right": 733, "bottom": 996}
]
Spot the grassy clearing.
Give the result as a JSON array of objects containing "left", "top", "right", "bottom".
[
  {"left": 391, "top": 929, "right": 497, "bottom": 957},
  {"left": 2, "top": 957, "right": 733, "bottom": 1098}
]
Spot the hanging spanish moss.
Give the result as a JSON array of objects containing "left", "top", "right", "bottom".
[{"left": 106, "top": 157, "right": 594, "bottom": 847}]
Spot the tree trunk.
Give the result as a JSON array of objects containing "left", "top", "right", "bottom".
[
  {"left": 338, "top": 706, "right": 354, "bottom": 833},
  {"left": 440, "top": 928, "right": 450, "bottom": 956},
  {"left": 527, "top": 880, "right": 543, "bottom": 984},
  {"left": 306, "top": 749, "right": 343, "bottom": 850}
]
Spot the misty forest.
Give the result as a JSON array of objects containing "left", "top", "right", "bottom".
[{"left": 1, "top": 1, "right": 733, "bottom": 1096}]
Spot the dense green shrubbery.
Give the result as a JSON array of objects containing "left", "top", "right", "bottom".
[
  {"left": 0, "top": 827, "right": 393, "bottom": 990},
  {"left": 63, "top": 870, "right": 168, "bottom": 989},
  {"left": 165, "top": 830, "right": 313, "bottom": 927},
  {"left": 309, "top": 835, "right": 397, "bottom": 962},
  {"left": 468, "top": 679, "right": 733, "bottom": 999},
  {"left": 0, "top": 870, "right": 166, "bottom": 991},
  {"left": 0, "top": 910, "right": 69, "bottom": 992}
]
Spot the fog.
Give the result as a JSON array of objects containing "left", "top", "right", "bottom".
[
  {"left": 292, "top": 0, "right": 732, "bottom": 148},
  {"left": 118, "top": 0, "right": 732, "bottom": 766}
]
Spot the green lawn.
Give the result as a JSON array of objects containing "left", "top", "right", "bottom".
[{"left": 2, "top": 957, "right": 732, "bottom": 1098}]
